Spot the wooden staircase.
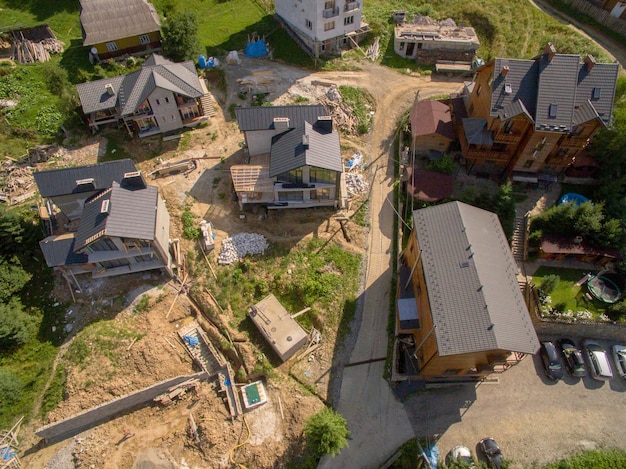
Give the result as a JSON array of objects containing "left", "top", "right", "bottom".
[
  {"left": 179, "top": 321, "right": 225, "bottom": 375},
  {"left": 511, "top": 214, "right": 526, "bottom": 264},
  {"left": 199, "top": 79, "right": 216, "bottom": 117}
]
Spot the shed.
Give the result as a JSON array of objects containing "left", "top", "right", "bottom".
[{"left": 249, "top": 294, "right": 308, "bottom": 361}]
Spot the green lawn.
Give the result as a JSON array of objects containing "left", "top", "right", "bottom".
[{"left": 532, "top": 266, "right": 608, "bottom": 320}]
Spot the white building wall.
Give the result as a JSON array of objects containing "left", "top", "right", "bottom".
[
  {"left": 147, "top": 88, "right": 182, "bottom": 133},
  {"left": 275, "top": 0, "right": 362, "bottom": 43}
]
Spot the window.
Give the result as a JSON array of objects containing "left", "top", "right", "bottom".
[
  {"left": 310, "top": 168, "right": 335, "bottom": 184},
  {"left": 305, "top": 19, "right": 312, "bottom": 30},
  {"left": 278, "top": 191, "right": 304, "bottom": 201},
  {"left": 89, "top": 238, "right": 118, "bottom": 252},
  {"left": 164, "top": 97, "right": 169, "bottom": 104},
  {"left": 523, "top": 159, "right": 534, "bottom": 168},
  {"left": 105, "top": 41, "right": 118, "bottom": 52},
  {"left": 417, "top": 42, "right": 422, "bottom": 49},
  {"left": 324, "top": 0, "right": 335, "bottom": 8},
  {"left": 344, "top": 15, "right": 354, "bottom": 25},
  {"left": 156, "top": 99, "right": 160, "bottom": 105},
  {"left": 592, "top": 87, "right": 601, "bottom": 99},
  {"left": 139, "top": 34, "right": 150, "bottom": 45},
  {"left": 476, "top": 84, "right": 482, "bottom": 96},
  {"left": 277, "top": 169, "right": 303, "bottom": 184},
  {"left": 503, "top": 120, "right": 513, "bottom": 134},
  {"left": 324, "top": 21, "right": 335, "bottom": 31},
  {"left": 100, "top": 258, "right": 130, "bottom": 269},
  {"left": 549, "top": 103, "right": 558, "bottom": 118},
  {"left": 399, "top": 42, "right": 405, "bottom": 50},
  {"left": 311, "top": 188, "right": 331, "bottom": 200}
]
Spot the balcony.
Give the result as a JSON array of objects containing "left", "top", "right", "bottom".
[
  {"left": 559, "top": 136, "right": 590, "bottom": 149},
  {"left": 323, "top": 6, "right": 340, "bottom": 18},
  {"left": 344, "top": 1, "right": 360, "bottom": 11},
  {"left": 493, "top": 132, "right": 522, "bottom": 144}
]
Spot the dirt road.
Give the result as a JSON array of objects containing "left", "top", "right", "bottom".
[{"left": 312, "top": 64, "right": 464, "bottom": 468}]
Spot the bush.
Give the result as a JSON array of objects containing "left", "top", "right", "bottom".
[
  {"left": 426, "top": 153, "right": 456, "bottom": 174},
  {"left": 182, "top": 210, "right": 200, "bottom": 240},
  {"left": 541, "top": 274, "right": 560, "bottom": 293},
  {"left": 304, "top": 407, "right": 349, "bottom": 458},
  {"left": 0, "top": 368, "right": 23, "bottom": 405},
  {"left": 607, "top": 300, "right": 626, "bottom": 321},
  {"left": 0, "top": 299, "right": 34, "bottom": 349}
]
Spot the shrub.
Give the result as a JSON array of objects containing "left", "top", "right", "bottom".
[
  {"left": 0, "top": 368, "right": 23, "bottom": 405},
  {"left": 426, "top": 153, "right": 456, "bottom": 174},
  {"left": 133, "top": 295, "right": 150, "bottom": 314},
  {"left": 541, "top": 274, "right": 560, "bottom": 293},
  {"left": 607, "top": 300, "right": 626, "bottom": 321},
  {"left": 304, "top": 407, "right": 349, "bottom": 458},
  {"left": 182, "top": 210, "right": 200, "bottom": 240}
]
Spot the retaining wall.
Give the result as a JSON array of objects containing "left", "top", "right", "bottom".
[{"left": 35, "top": 371, "right": 208, "bottom": 442}]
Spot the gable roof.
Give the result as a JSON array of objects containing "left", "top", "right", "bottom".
[
  {"left": 488, "top": 50, "right": 618, "bottom": 133},
  {"left": 76, "top": 55, "right": 203, "bottom": 115},
  {"left": 269, "top": 121, "right": 342, "bottom": 177},
  {"left": 33, "top": 159, "right": 137, "bottom": 198},
  {"left": 80, "top": 0, "right": 161, "bottom": 46},
  {"left": 235, "top": 105, "right": 326, "bottom": 132},
  {"left": 410, "top": 100, "right": 455, "bottom": 140},
  {"left": 535, "top": 54, "right": 580, "bottom": 132},
  {"left": 74, "top": 182, "right": 158, "bottom": 251},
  {"left": 412, "top": 201, "right": 539, "bottom": 356},
  {"left": 39, "top": 234, "right": 89, "bottom": 267}
]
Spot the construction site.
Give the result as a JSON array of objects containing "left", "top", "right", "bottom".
[{"left": 5, "top": 54, "right": 377, "bottom": 468}]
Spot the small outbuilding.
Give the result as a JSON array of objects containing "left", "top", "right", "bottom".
[
  {"left": 248, "top": 294, "right": 308, "bottom": 362},
  {"left": 409, "top": 99, "right": 455, "bottom": 156}
]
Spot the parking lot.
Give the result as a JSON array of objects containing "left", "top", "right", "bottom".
[{"left": 408, "top": 337, "right": 626, "bottom": 468}]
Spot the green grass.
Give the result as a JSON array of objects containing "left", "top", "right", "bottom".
[
  {"left": 0, "top": 339, "right": 57, "bottom": 428},
  {"left": 40, "top": 363, "right": 66, "bottom": 417},
  {"left": 213, "top": 237, "right": 361, "bottom": 338},
  {"left": 66, "top": 320, "right": 144, "bottom": 369},
  {"left": 338, "top": 86, "right": 375, "bottom": 134},
  {"left": 542, "top": 448, "right": 626, "bottom": 469},
  {"left": 532, "top": 266, "right": 608, "bottom": 320}
]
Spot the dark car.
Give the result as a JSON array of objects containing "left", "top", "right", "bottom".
[
  {"left": 558, "top": 338, "right": 587, "bottom": 377},
  {"left": 540, "top": 341, "right": 564, "bottom": 380},
  {"left": 479, "top": 437, "right": 503, "bottom": 469}
]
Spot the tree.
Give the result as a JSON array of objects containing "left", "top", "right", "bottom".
[
  {"left": 0, "top": 298, "right": 34, "bottom": 349},
  {"left": 0, "top": 368, "right": 23, "bottom": 405},
  {"left": 162, "top": 11, "right": 200, "bottom": 62},
  {"left": 304, "top": 407, "right": 349, "bottom": 458},
  {"left": 0, "top": 260, "right": 31, "bottom": 303}
]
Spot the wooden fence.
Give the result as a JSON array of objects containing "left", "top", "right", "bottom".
[{"left": 560, "top": 0, "right": 626, "bottom": 39}]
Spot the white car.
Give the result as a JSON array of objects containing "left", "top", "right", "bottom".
[
  {"left": 583, "top": 340, "right": 613, "bottom": 381},
  {"left": 446, "top": 445, "right": 475, "bottom": 467},
  {"left": 612, "top": 344, "right": 626, "bottom": 378}
]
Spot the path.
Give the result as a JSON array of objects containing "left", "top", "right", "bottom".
[{"left": 314, "top": 63, "right": 464, "bottom": 468}]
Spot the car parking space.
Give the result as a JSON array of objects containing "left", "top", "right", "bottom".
[{"left": 427, "top": 337, "right": 626, "bottom": 468}]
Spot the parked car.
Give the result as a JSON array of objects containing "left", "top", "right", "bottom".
[
  {"left": 583, "top": 340, "right": 613, "bottom": 381},
  {"left": 446, "top": 445, "right": 475, "bottom": 467},
  {"left": 478, "top": 437, "right": 503, "bottom": 469},
  {"left": 558, "top": 338, "right": 587, "bottom": 377},
  {"left": 611, "top": 344, "right": 626, "bottom": 378},
  {"left": 539, "top": 341, "right": 563, "bottom": 380}
]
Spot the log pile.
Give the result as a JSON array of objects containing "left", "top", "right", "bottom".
[
  {"left": 318, "top": 85, "right": 359, "bottom": 135},
  {"left": 9, "top": 25, "right": 64, "bottom": 64},
  {"left": 0, "top": 162, "right": 35, "bottom": 205}
]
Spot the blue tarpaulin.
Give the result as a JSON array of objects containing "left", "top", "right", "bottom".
[
  {"left": 183, "top": 335, "right": 199, "bottom": 347},
  {"left": 245, "top": 40, "right": 268, "bottom": 57},
  {"left": 557, "top": 192, "right": 590, "bottom": 206}
]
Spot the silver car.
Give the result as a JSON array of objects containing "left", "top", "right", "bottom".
[
  {"left": 583, "top": 340, "right": 613, "bottom": 381},
  {"left": 612, "top": 344, "right": 626, "bottom": 378}
]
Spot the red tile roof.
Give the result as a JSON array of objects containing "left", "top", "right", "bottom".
[
  {"left": 405, "top": 167, "right": 454, "bottom": 202},
  {"left": 410, "top": 99, "right": 455, "bottom": 140}
]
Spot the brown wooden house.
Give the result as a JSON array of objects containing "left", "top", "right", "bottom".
[
  {"left": 409, "top": 99, "right": 455, "bottom": 157},
  {"left": 457, "top": 43, "right": 619, "bottom": 181},
  {"left": 397, "top": 201, "right": 539, "bottom": 382}
]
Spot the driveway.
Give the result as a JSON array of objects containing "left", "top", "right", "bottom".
[{"left": 431, "top": 338, "right": 626, "bottom": 468}]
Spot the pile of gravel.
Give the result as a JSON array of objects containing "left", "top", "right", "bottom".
[{"left": 217, "top": 233, "right": 268, "bottom": 265}]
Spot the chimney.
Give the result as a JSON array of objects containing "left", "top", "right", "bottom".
[
  {"left": 500, "top": 65, "right": 510, "bottom": 77},
  {"left": 584, "top": 54, "right": 596, "bottom": 71},
  {"left": 121, "top": 171, "right": 147, "bottom": 190},
  {"left": 105, "top": 83, "right": 115, "bottom": 96},
  {"left": 543, "top": 42, "right": 556, "bottom": 62},
  {"left": 273, "top": 117, "right": 290, "bottom": 130},
  {"left": 75, "top": 178, "right": 95, "bottom": 191},
  {"left": 315, "top": 115, "right": 333, "bottom": 133}
]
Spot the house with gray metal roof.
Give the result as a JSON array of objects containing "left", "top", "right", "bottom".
[
  {"left": 80, "top": 0, "right": 162, "bottom": 60},
  {"left": 77, "top": 54, "right": 214, "bottom": 137},
  {"left": 36, "top": 165, "right": 172, "bottom": 279},
  {"left": 231, "top": 106, "right": 347, "bottom": 210},
  {"left": 396, "top": 201, "right": 539, "bottom": 382},
  {"left": 458, "top": 43, "right": 619, "bottom": 181}
]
